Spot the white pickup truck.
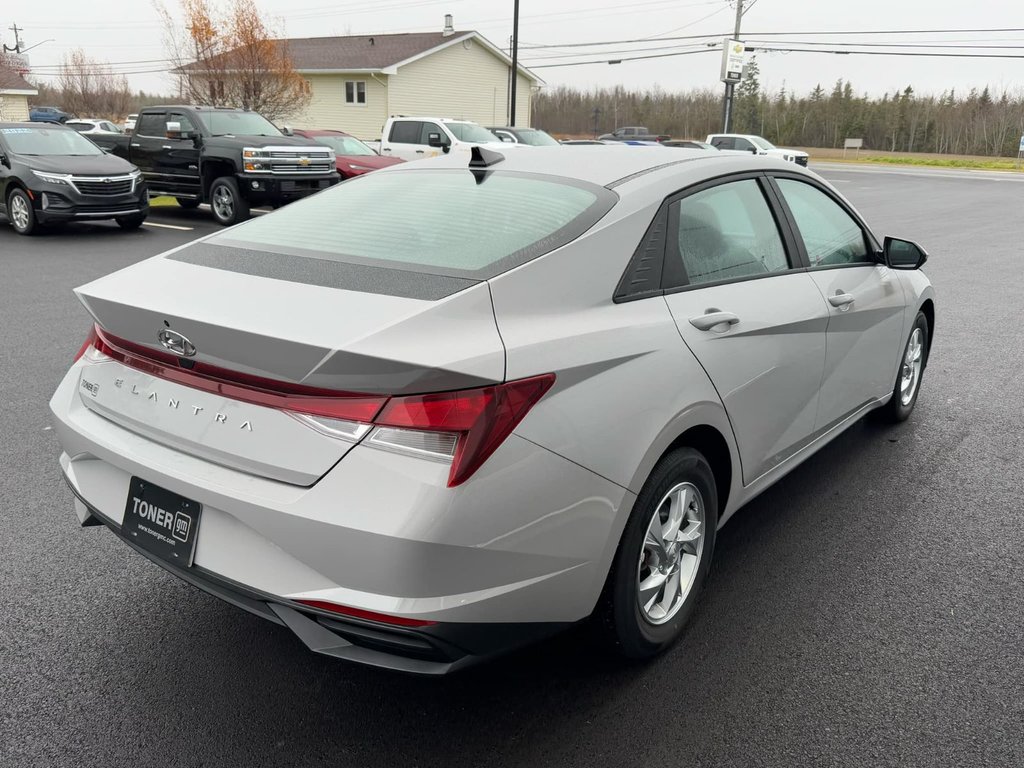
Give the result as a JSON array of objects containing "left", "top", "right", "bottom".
[
  {"left": 373, "top": 117, "right": 508, "bottom": 162},
  {"left": 706, "top": 133, "right": 810, "bottom": 166}
]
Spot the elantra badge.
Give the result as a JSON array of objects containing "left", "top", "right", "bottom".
[{"left": 157, "top": 328, "right": 197, "bottom": 357}]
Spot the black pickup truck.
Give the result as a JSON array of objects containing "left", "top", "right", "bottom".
[{"left": 89, "top": 105, "right": 339, "bottom": 225}]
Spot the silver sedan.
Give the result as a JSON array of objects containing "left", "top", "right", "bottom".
[{"left": 50, "top": 146, "right": 934, "bottom": 673}]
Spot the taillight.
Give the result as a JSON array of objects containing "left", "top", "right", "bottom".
[
  {"left": 375, "top": 375, "right": 555, "bottom": 486},
  {"left": 80, "top": 324, "right": 555, "bottom": 486}
]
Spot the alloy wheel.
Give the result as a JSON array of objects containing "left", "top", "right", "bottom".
[
  {"left": 212, "top": 184, "right": 234, "bottom": 221},
  {"left": 900, "top": 327, "right": 924, "bottom": 406},
  {"left": 637, "top": 482, "right": 705, "bottom": 625},
  {"left": 10, "top": 194, "right": 30, "bottom": 231}
]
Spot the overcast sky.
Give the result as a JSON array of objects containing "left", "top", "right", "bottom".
[{"left": 6, "top": 0, "right": 1022, "bottom": 99}]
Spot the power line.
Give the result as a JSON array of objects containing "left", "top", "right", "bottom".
[
  {"left": 750, "top": 46, "right": 1024, "bottom": 59},
  {"left": 522, "top": 26, "right": 1024, "bottom": 50},
  {"left": 528, "top": 46, "right": 717, "bottom": 69}
]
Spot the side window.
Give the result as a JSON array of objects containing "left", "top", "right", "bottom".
[
  {"left": 419, "top": 122, "right": 445, "bottom": 145},
  {"left": 135, "top": 112, "right": 167, "bottom": 137},
  {"left": 168, "top": 113, "right": 196, "bottom": 134},
  {"left": 733, "top": 137, "right": 754, "bottom": 152},
  {"left": 710, "top": 136, "right": 733, "bottom": 150},
  {"left": 667, "top": 179, "right": 790, "bottom": 288},
  {"left": 388, "top": 120, "right": 421, "bottom": 144},
  {"left": 345, "top": 81, "right": 366, "bottom": 105},
  {"left": 776, "top": 178, "right": 870, "bottom": 267}
]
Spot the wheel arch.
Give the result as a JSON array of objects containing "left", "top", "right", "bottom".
[
  {"left": 201, "top": 160, "right": 237, "bottom": 198},
  {"left": 918, "top": 298, "right": 935, "bottom": 367}
]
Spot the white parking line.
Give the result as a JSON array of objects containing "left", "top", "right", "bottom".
[{"left": 144, "top": 222, "right": 194, "bottom": 231}]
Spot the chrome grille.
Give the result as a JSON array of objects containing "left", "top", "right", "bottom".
[
  {"left": 72, "top": 176, "right": 135, "bottom": 196},
  {"left": 269, "top": 162, "right": 334, "bottom": 173}
]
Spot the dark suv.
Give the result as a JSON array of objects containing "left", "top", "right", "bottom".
[{"left": 0, "top": 122, "right": 149, "bottom": 235}]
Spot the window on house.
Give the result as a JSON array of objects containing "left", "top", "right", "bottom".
[{"left": 345, "top": 81, "right": 367, "bottom": 105}]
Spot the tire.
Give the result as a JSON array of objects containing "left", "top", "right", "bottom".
[
  {"left": 115, "top": 213, "right": 147, "bottom": 230},
  {"left": 6, "top": 188, "right": 39, "bottom": 236},
  {"left": 881, "top": 311, "right": 929, "bottom": 422},
  {"left": 208, "top": 176, "right": 250, "bottom": 226},
  {"left": 175, "top": 197, "right": 201, "bottom": 209},
  {"left": 598, "top": 447, "right": 718, "bottom": 659}
]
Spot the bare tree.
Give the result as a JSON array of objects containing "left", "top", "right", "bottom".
[
  {"left": 156, "top": 0, "right": 310, "bottom": 120},
  {"left": 56, "top": 49, "right": 134, "bottom": 120}
]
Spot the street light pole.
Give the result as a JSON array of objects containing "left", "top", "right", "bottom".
[
  {"left": 722, "top": 0, "right": 744, "bottom": 133},
  {"left": 509, "top": 0, "right": 520, "bottom": 126}
]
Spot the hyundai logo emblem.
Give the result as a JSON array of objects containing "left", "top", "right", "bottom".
[{"left": 157, "top": 328, "right": 197, "bottom": 357}]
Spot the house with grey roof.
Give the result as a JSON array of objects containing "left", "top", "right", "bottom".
[
  {"left": 279, "top": 24, "right": 542, "bottom": 139},
  {"left": 0, "top": 65, "right": 38, "bottom": 121}
]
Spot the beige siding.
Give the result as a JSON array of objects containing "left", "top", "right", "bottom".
[
  {"left": 286, "top": 74, "right": 389, "bottom": 141},
  {"left": 0, "top": 94, "right": 30, "bottom": 121},
  {"left": 389, "top": 40, "right": 535, "bottom": 127}
]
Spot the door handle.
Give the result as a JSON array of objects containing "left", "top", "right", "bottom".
[
  {"left": 689, "top": 310, "right": 740, "bottom": 332},
  {"left": 415, "top": 150, "right": 425, "bottom": 154},
  {"left": 130, "top": 143, "right": 141, "bottom": 147},
  {"left": 381, "top": 148, "right": 391, "bottom": 152},
  {"left": 828, "top": 291, "right": 855, "bottom": 308},
  {"left": 162, "top": 145, "right": 172, "bottom": 149}
]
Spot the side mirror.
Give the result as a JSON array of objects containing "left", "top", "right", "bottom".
[
  {"left": 883, "top": 236, "right": 928, "bottom": 270},
  {"left": 165, "top": 121, "right": 182, "bottom": 138},
  {"left": 749, "top": 146, "right": 758, "bottom": 154},
  {"left": 427, "top": 132, "right": 447, "bottom": 148},
  {"left": 0, "top": 152, "right": 9, "bottom": 168},
  {"left": 281, "top": 125, "right": 294, "bottom": 137}
]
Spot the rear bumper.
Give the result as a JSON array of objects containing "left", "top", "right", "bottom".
[
  {"left": 64, "top": 481, "right": 567, "bottom": 673},
  {"left": 50, "top": 359, "right": 631, "bottom": 672}
]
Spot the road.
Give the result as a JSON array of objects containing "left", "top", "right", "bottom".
[{"left": 2, "top": 169, "right": 1022, "bottom": 767}]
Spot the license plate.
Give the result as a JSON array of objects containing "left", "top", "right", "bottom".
[{"left": 122, "top": 477, "right": 202, "bottom": 567}]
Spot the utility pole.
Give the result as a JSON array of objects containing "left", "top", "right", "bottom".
[
  {"left": 509, "top": 0, "right": 520, "bottom": 126},
  {"left": 4, "top": 22, "right": 24, "bottom": 53},
  {"left": 721, "top": 0, "right": 744, "bottom": 133}
]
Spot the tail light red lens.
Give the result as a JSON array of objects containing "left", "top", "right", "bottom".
[
  {"left": 76, "top": 324, "right": 555, "bottom": 486},
  {"left": 377, "top": 375, "right": 556, "bottom": 487},
  {"left": 295, "top": 599, "right": 436, "bottom": 628}
]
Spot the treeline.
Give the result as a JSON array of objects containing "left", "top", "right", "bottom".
[{"left": 534, "top": 63, "right": 1024, "bottom": 157}]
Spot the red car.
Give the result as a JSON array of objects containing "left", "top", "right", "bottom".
[{"left": 292, "top": 129, "right": 404, "bottom": 178}]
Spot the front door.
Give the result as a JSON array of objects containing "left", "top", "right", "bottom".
[
  {"left": 383, "top": 120, "right": 424, "bottom": 161},
  {"left": 660, "top": 176, "right": 830, "bottom": 484},
  {"left": 771, "top": 176, "right": 907, "bottom": 431}
]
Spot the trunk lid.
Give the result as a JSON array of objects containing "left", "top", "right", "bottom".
[{"left": 73, "top": 241, "right": 505, "bottom": 485}]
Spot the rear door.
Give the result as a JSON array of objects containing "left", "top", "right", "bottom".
[
  {"left": 660, "top": 174, "right": 830, "bottom": 484},
  {"left": 770, "top": 174, "right": 907, "bottom": 431},
  {"left": 383, "top": 120, "right": 423, "bottom": 161},
  {"left": 130, "top": 111, "right": 168, "bottom": 181}
]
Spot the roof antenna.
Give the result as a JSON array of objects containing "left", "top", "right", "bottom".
[{"left": 469, "top": 146, "right": 503, "bottom": 168}]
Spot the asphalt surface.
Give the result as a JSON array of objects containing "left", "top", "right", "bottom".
[{"left": 2, "top": 169, "right": 1022, "bottom": 767}]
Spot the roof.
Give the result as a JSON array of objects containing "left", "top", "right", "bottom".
[
  {"left": 179, "top": 31, "right": 542, "bottom": 84},
  {"left": 380, "top": 145, "right": 809, "bottom": 190},
  {"left": 0, "top": 65, "right": 37, "bottom": 94}
]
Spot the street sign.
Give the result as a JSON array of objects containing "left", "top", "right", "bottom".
[
  {"left": 721, "top": 38, "right": 746, "bottom": 84},
  {"left": 1019, "top": 135, "right": 1024, "bottom": 152}
]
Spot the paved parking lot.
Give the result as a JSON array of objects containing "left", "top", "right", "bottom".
[{"left": 2, "top": 168, "right": 1022, "bottom": 767}]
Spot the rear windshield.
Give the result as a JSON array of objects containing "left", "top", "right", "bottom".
[
  {"left": 0, "top": 126, "right": 104, "bottom": 156},
  {"left": 210, "top": 169, "right": 616, "bottom": 279}
]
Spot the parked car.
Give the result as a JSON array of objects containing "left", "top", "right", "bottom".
[
  {"left": 598, "top": 126, "right": 671, "bottom": 142},
  {"left": 0, "top": 122, "right": 148, "bottom": 235},
  {"left": 123, "top": 114, "right": 138, "bottom": 133},
  {"left": 50, "top": 146, "right": 933, "bottom": 673},
  {"left": 88, "top": 105, "right": 339, "bottom": 225},
  {"left": 706, "top": 133, "right": 809, "bottom": 166},
  {"left": 663, "top": 139, "right": 717, "bottom": 150},
  {"left": 66, "top": 119, "right": 124, "bottom": 135},
  {"left": 291, "top": 128, "right": 404, "bottom": 178},
  {"left": 486, "top": 126, "right": 560, "bottom": 146},
  {"left": 29, "top": 105, "right": 71, "bottom": 124},
  {"left": 561, "top": 139, "right": 613, "bottom": 145},
  {"left": 377, "top": 117, "right": 506, "bottom": 161}
]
